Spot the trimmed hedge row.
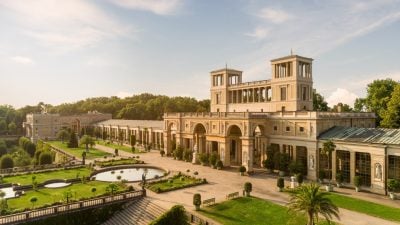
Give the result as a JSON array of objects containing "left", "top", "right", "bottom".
[{"left": 146, "top": 174, "right": 207, "bottom": 193}]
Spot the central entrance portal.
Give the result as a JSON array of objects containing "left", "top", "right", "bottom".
[{"left": 228, "top": 125, "right": 242, "bottom": 166}]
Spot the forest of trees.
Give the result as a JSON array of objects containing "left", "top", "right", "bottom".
[
  {"left": 0, "top": 94, "right": 210, "bottom": 135},
  {"left": 313, "top": 78, "right": 400, "bottom": 128}
]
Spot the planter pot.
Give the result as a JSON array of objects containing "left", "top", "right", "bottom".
[
  {"left": 195, "top": 205, "right": 200, "bottom": 211},
  {"left": 279, "top": 171, "right": 285, "bottom": 177},
  {"left": 355, "top": 187, "right": 360, "bottom": 192},
  {"left": 240, "top": 172, "right": 244, "bottom": 176},
  {"left": 278, "top": 187, "right": 283, "bottom": 192},
  {"left": 390, "top": 192, "right": 396, "bottom": 200},
  {"left": 325, "top": 185, "right": 334, "bottom": 192}
]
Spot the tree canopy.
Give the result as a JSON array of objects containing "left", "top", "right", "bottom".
[
  {"left": 313, "top": 92, "right": 329, "bottom": 111},
  {"left": 381, "top": 84, "right": 400, "bottom": 128}
]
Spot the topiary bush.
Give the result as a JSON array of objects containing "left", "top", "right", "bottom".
[
  {"left": 193, "top": 193, "right": 201, "bottom": 211},
  {"left": 0, "top": 154, "right": 14, "bottom": 169},
  {"left": 277, "top": 177, "right": 284, "bottom": 192},
  {"left": 216, "top": 160, "right": 223, "bottom": 169},
  {"left": 208, "top": 152, "right": 219, "bottom": 168},
  {"left": 239, "top": 166, "right": 246, "bottom": 175},
  {"left": 39, "top": 152, "right": 53, "bottom": 165},
  {"left": 244, "top": 182, "right": 252, "bottom": 196}
]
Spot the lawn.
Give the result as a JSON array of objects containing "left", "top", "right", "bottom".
[
  {"left": 326, "top": 192, "right": 400, "bottom": 222},
  {"left": 2, "top": 167, "right": 92, "bottom": 185},
  {"left": 48, "top": 141, "right": 112, "bottom": 159},
  {"left": 146, "top": 174, "right": 206, "bottom": 193},
  {"left": 96, "top": 140, "right": 143, "bottom": 154},
  {"left": 7, "top": 181, "right": 127, "bottom": 211},
  {"left": 95, "top": 158, "right": 143, "bottom": 167},
  {"left": 199, "top": 197, "right": 336, "bottom": 225}
]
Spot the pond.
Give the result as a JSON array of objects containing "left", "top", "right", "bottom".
[
  {"left": 93, "top": 167, "right": 165, "bottom": 182},
  {"left": 44, "top": 182, "right": 72, "bottom": 188},
  {"left": 0, "top": 187, "right": 16, "bottom": 199}
]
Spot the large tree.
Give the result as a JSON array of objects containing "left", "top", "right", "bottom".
[
  {"left": 365, "top": 79, "right": 398, "bottom": 124},
  {"left": 68, "top": 132, "right": 79, "bottom": 148},
  {"left": 353, "top": 98, "right": 366, "bottom": 112},
  {"left": 381, "top": 84, "right": 400, "bottom": 128},
  {"left": 288, "top": 183, "right": 339, "bottom": 225},
  {"left": 313, "top": 92, "right": 329, "bottom": 111}
]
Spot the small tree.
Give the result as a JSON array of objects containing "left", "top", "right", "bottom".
[
  {"left": 244, "top": 182, "right": 252, "bottom": 196},
  {"left": 68, "top": 132, "right": 79, "bottom": 148},
  {"left": 321, "top": 140, "right": 336, "bottom": 185},
  {"left": 160, "top": 150, "right": 165, "bottom": 157},
  {"left": 80, "top": 135, "right": 95, "bottom": 152},
  {"left": 63, "top": 190, "right": 73, "bottom": 204},
  {"left": 130, "top": 135, "right": 136, "bottom": 150},
  {"left": 239, "top": 166, "right": 246, "bottom": 176},
  {"left": 277, "top": 177, "right": 284, "bottom": 192},
  {"left": 39, "top": 152, "right": 53, "bottom": 165},
  {"left": 32, "top": 176, "right": 38, "bottom": 191},
  {"left": 81, "top": 151, "right": 87, "bottom": 165},
  {"left": 353, "top": 176, "right": 361, "bottom": 192},
  {"left": 193, "top": 193, "right": 201, "bottom": 211},
  {"left": 57, "top": 129, "right": 70, "bottom": 143},
  {"left": 30, "top": 196, "right": 38, "bottom": 209},
  {"left": 106, "top": 183, "right": 119, "bottom": 196},
  {"left": 0, "top": 190, "right": 7, "bottom": 215},
  {"left": 115, "top": 149, "right": 119, "bottom": 156},
  {"left": 208, "top": 152, "right": 218, "bottom": 167},
  {"left": 0, "top": 154, "right": 14, "bottom": 169},
  {"left": 91, "top": 187, "right": 97, "bottom": 196}
]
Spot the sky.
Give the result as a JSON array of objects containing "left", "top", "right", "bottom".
[{"left": 0, "top": 0, "right": 400, "bottom": 108}]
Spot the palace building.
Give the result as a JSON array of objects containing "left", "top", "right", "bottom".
[{"left": 25, "top": 54, "right": 400, "bottom": 195}]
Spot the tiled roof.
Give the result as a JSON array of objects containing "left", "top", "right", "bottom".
[
  {"left": 318, "top": 126, "right": 400, "bottom": 145},
  {"left": 93, "top": 119, "right": 164, "bottom": 130}
]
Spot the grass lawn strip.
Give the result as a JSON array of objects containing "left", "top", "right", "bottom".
[
  {"left": 2, "top": 167, "right": 92, "bottom": 185},
  {"left": 96, "top": 140, "right": 142, "bottom": 154},
  {"left": 326, "top": 192, "right": 400, "bottom": 222},
  {"left": 146, "top": 174, "right": 206, "bottom": 193},
  {"left": 48, "top": 141, "right": 112, "bottom": 159},
  {"left": 95, "top": 158, "right": 143, "bottom": 167},
  {"left": 200, "top": 197, "right": 335, "bottom": 225},
  {"left": 7, "top": 181, "right": 126, "bottom": 211}
]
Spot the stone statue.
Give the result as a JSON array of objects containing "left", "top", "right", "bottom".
[
  {"left": 309, "top": 155, "right": 315, "bottom": 170},
  {"left": 375, "top": 163, "right": 382, "bottom": 181},
  {"left": 141, "top": 172, "right": 147, "bottom": 189}
]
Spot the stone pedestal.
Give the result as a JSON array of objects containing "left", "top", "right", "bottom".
[
  {"left": 290, "top": 176, "right": 297, "bottom": 189},
  {"left": 192, "top": 152, "right": 198, "bottom": 164}
]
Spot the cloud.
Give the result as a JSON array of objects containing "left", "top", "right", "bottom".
[
  {"left": 245, "top": 27, "right": 269, "bottom": 39},
  {"left": 326, "top": 88, "right": 359, "bottom": 107},
  {"left": 258, "top": 8, "right": 291, "bottom": 24},
  {"left": 116, "top": 91, "right": 134, "bottom": 98},
  {"left": 107, "top": 0, "right": 183, "bottom": 15},
  {"left": 10, "top": 56, "right": 34, "bottom": 65},
  {"left": 0, "top": 0, "right": 132, "bottom": 52}
]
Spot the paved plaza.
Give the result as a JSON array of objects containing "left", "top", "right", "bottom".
[{"left": 95, "top": 144, "right": 400, "bottom": 225}]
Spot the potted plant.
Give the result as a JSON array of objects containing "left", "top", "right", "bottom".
[
  {"left": 239, "top": 166, "right": 246, "bottom": 176},
  {"left": 353, "top": 176, "right": 361, "bottom": 192},
  {"left": 216, "top": 160, "right": 223, "bottom": 170},
  {"left": 193, "top": 193, "right": 201, "bottom": 211},
  {"left": 296, "top": 173, "right": 304, "bottom": 186},
  {"left": 160, "top": 150, "right": 165, "bottom": 157},
  {"left": 321, "top": 140, "right": 336, "bottom": 192},
  {"left": 387, "top": 179, "right": 399, "bottom": 200},
  {"left": 336, "top": 173, "right": 344, "bottom": 188},
  {"left": 244, "top": 182, "right": 252, "bottom": 197},
  {"left": 277, "top": 177, "right": 284, "bottom": 192}
]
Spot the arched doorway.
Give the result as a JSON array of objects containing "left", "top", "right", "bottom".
[
  {"left": 227, "top": 125, "right": 242, "bottom": 166},
  {"left": 166, "top": 122, "right": 177, "bottom": 154},
  {"left": 193, "top": 124, "right": 206, "bottom": 154},
  {"left": 252, "top": 125, "right": 266, "bottom": 167}
]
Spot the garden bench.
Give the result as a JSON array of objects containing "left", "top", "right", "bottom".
[
  {"left": 202, "top": 197, "right": 216, "bottom": 206},
  {"left": 226, "top": 192, "right": 239, "bottom": 200}
]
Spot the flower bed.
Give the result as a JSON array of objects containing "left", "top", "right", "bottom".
[{"left": 145, "top": 173, "right": 207, "bottom": 193}]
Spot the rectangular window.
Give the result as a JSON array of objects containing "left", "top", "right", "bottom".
[
  {"left": 337, "top": 150, "right": 351, "bottom": 183},
  {"left": 389, "top": 155, "right": 400, "bottom": 179},
  {"left": 302, "top": 86, "right": 307, "bottom": 101},
  {"left": 356, "top": 152, "right": 371, "bottom": 187},
  {"left": 273, "top": 126, "right": 278, "bottom": 131},
  {"left": 286, "top": 126, "right": 290, "bottom": 132},
  {"left": 281, "top": 87, "right": 287, "bottom": 101},
  {"left": 299, "top": 127, "right": 305, "bottom": 132}
]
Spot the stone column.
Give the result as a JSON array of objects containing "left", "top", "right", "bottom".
[
  {"left": 241, "top": 137, "right": 254, "bottom": 172},
  {"left": 350, "top": 151, "right": 356, "bottom": 185},
  {"left": 332, "top": 150, "right": 337, "bottom": 182},
  {"left": 220, "top": 139, "right": 229, "bottom": 166}
]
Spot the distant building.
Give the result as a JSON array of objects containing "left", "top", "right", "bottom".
[{"left": 23, "top": 111, "right": 111, "bottom": 142}]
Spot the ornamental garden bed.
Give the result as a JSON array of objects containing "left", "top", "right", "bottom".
[
  {"left": 96, "top": 140, "right": 144, "bottom": 154},
  {"left": 48, "top": 141, "right": 112, "bottom": 159},
  {"left": 145, "top": 173, "right": 207, "bottom": 193},
  {"left": 94, "top": 158, "right": 144, "bottom": 168}
]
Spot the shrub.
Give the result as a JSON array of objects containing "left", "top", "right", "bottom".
[
  {"left": 193, "top": 171, "right": 199, "bottom": 175},
  {"left": 0, "top": 154, "right": 14, "bottom": 169},
  {"left": 209, "top": 152, "right": 218, "bottom": 167},
  {"left": 173, "top": 146, "right": 184, "bottom": 160},
  {"left": 160, "top": 150, "right": 165, "bottom": 157},
  {"left": 318, "top": 170, "right": 325, "bottom": 181},
  {"left": 273, "top": 151, "right": 281, "bottom": 170},
  {"left": 289, "top": 161, "right": 304, "bottom": 175},
  {"left": 296, "top": 173, "right": 304, "bottom": 185},
  {"left": 183, "top": 149, "right": 193, "bottom": 162},
  {"left": 199, "top": 153, "right": 208, "bottom": 165},
  {"left": 353, "top": 176, "right": 361, "bottom": 187},
  {"left": 216, "top": 160, "right": 223, "bottom": 169},
  {"left": 39, "top": 152, "right": 53, "bottom": 165},
  {"left": 239, "top": 166, "right": 246, "bottom": 173},
  {"left": 277, "top": 177, "right": 284, "bottom": 189},
  {"left": 193, "top": 193, "right": 201, "bottom": 208},
  {"left": 149, "top": 205, "right": 189, "bottom": 225},
  {"left": 244, "top": 182, "right": 252, "bottom": 196},
  {"left": 388, "top": 179, "right": 400, "bottom": 192},
  {"left": 279, "top": 153, "right": 290, "bottom": 172}
]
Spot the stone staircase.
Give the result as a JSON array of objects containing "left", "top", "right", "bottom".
[{"left": 102, "top": 197, "right": 166, "bottom": 225}]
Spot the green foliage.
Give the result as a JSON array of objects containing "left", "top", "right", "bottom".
[
  {"left": 244, "top": 182, "right": 252, "bottom": 194},
  {"left": 173, "top": 145, "right": 184, "bottom": 160},
  {"left": 25, "top": 142, "right": 36, "bottom": 157},
  {"left": 277, "top": 177, "right": 284, "bottom": 189},
  {"left": 216, "top": 160, "right": 223, "bottom": 169},
  {"left": 80, "top": 135, "right": 95, "bottom": 151},
  {"left": 313, "top": 92, "right": 329, "bottom": 111},
  {"left": 193, "top": 193, "right": 201, "bottom": 206},
  {"left": 130, "top": 135, "right": 136, "bottom": 148},
  {"left": 353, "top": 98, "right": 366, "bottom": 112},
  {"left": 353, "top": 176, "right": 361, "bottom": 187},
  {"left": 68, "top": 133, "right": 79, "bottom": 148},
  {"left": 331, "top": 103, "right": 353, "bottom": 112},
  {"left": 239, "top": 166, "right": 246, "bottom": 173},
  {"left": 365, "top": 78, "right": 399, "bottom": 125},
  {"left": 296, "top": 173, "right": 304, "bottom": 185},
  {"left": 381, "top": 84, "right": 400, "bottom": 128},
  {"left": 160, "top": 150, "right": 165, "bottom": 157},
  {"left": 57, "top": 129, "right": 70, "bottom": 143},
  {"left": 208, "top": 152, "right": 218, "bottom": 166},
  {"left": 0, "top": 154, "right": 14, "bottom": 169},
  {"left": 321, "top": 140, "right": 336, "bottom": 182},
  {"left": 0, "top": 139, "right": 8, "bottom": 156},
  {"left": 278, "top": 153, "right": 290, "bottom": 172},
  {"left": 288, "top": 183, "right": 339, "bottom": 225},
  {"left": 183, "top": 149, "right": 192, "bottom": 162},
  {"left": 263, "top": 147, "right": 275, "bottom": 170},
  {"left": 146, "top": 174, "right": 207, "bottom": 193},
  {"left": 30, "top": 196, "right": 38, "bottom": 208},
  {"left": 387, "top": 179, "right": 400, "bottom": 192},
  {"left": 289, "top": 161, "right": 305, "bottom": 175},
  {"left": 0, "top": 120, "right": 7, "bottom": 135},
  {"left": 199, "top": 153, "right": 209, "bottom": 165},
  {"left": 12, "top": 149, "right": 32, "bottom": 167},
  {"left": 149, "top": 205, "right": 189, "bottom": 225},
  {"left": 106, "top": 183, "right": 119, "bottom": 195},
  {"left": 335, "top": 173, "right": 344, "bottom": 184},
  {"left": 7, "top": 122, "right": 17, "bottom": 134},
  {"left": 39, "top": 152, "right": 53, "bottom": 165}
]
